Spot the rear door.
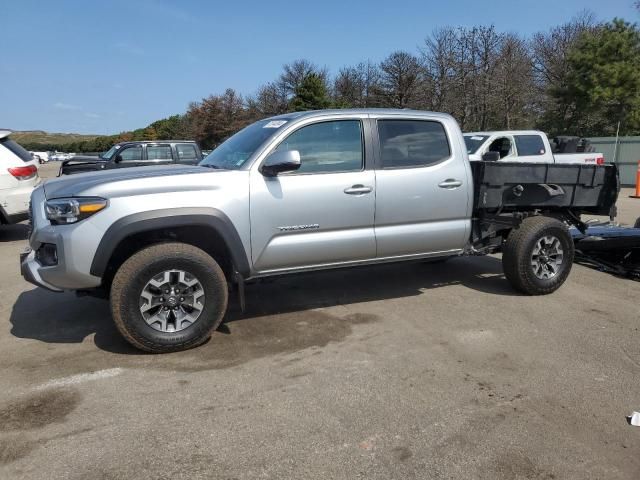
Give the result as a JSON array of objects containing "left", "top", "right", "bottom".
[{"left": 373, "top": 115, "right": 471, "bottom": 258}]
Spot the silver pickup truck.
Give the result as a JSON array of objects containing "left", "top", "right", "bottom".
[{"left": 20, "top": 109, "right": 619, "bottom": 353}]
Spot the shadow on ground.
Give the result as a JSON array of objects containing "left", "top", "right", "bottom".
[
  {"left": 9, "top": 256, "right": 516, "bottom": 360},
  {"left": 0, "top": 224, "right": 29, "bottom": 243}
]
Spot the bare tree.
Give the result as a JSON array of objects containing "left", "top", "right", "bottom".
[
  {"left": 421, "top": 26, "right": 504, "bottom": 130},
  {"left": 379, "top": 51, "right": 423, "bottom": 108},
  {"left": 333, "top": 61, "right": 382, "bottom": 107},
  {"left": 530, "top": 11, "right": 597, "bottom": 132},
  {"left": 493, "top": 34, "right": 536, "bottom": 129},
  {"left": 186, "top": 88, "right": 248, "bottom": 148},
  {"left": 247, "top": 82, "right": 289, "bottom": 116},
  {"left": 421, "top": 27, "right": 458, "bottom": 112},
  {"left": 278, "top": 59, "right": 328, "bottom": 98}
]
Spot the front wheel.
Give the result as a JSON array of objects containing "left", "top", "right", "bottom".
[
  {"left": 502, "top": 216, "right": 574, "bottom": 295},
  {"left": 110, "top": 242, "right": 228, "bottom": 353}
]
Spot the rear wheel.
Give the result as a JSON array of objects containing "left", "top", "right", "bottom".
[
  {"left": 110, "top": 242, "right": 228, "bottom": 353},
  {"left": 502, "top": 216, "right": 574, "bottom": 295}
]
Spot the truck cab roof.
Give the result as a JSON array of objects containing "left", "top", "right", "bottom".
[
  {"left": 268, "top": 108, "right": 455, "bottom": 122},
  {"left": 464, "top": 130, "right": 546, "bottom": 137},
  {"left": 113, "top": 140, "right": 197, "bottom": 147}
]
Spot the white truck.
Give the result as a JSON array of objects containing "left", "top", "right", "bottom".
[
  {"left": 464, "top": 130, "right": 604, "bottom": 165},
  {"left": 31, "top": 151, "right": 50, "bottom": 164}
]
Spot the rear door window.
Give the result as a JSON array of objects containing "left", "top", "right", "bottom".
[
  {"left": 378, "top": 120, "right": 450, "bottom": 168},
  {"left": 515, "top": 135, "right": 546, "bottom": 156},
  {"left": 0, "top": 138, "right": 33, "bottom": 162},
  {"left": 176, "top": 144, "right": 198, "bottom": 162},
  {"left": 146, "top": 145, "right": 173, "bottom": 162}
]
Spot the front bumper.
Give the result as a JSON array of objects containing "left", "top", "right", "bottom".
[
  {"left": 19, "top": 185, "right": 102, "bottom": 291},
  {"left": 20, "top": 249, "right": 63, "bottom": 292}
]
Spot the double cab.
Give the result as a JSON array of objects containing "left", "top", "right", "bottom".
[{"left": 21, "top": 110, "right": 618, "bottom": 353}]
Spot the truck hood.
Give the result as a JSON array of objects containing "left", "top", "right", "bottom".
[
  {"left": 43, "top": 165, "right": 226, "bottom": 199},
  {"left": 66, "top": 155, "right": 106, "bottom": 163}
]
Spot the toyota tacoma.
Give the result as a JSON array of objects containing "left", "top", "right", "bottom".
[{"left": 20, "top": 109, "right": 619, "bottom": 353}]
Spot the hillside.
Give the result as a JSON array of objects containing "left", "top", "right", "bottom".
[{"left": 12, "top": 130, "right": 104, "bottom": 150}]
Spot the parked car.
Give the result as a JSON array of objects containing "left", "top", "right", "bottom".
[
  {"left": 59, "top": 141, "right": 203, "bottom": 175},
  {"left": 464, "top": 130, "right": 605, "bottom": 164},
  {"left": 31, "top": 151, "right": 50, "bottom": 164},
  {"left": 0, "top": 130, "right": 40, "bottom": 225},
  {"left": 21, "top": 109, "right": 618, "bottom": 353},
  {"left": 50, "top": 152, "right": 71, "bottom": 162}
]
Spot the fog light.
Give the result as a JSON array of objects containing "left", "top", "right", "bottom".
[{"left": 36, "top": 243, "right": 58, "bottom": 266}]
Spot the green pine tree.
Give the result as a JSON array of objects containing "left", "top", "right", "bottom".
[
  {"left": 562, "top": 19, "right": 640, "bottom": 135},
  {"left": 289, "top": 73, "right": 331, "bottom": 111}
]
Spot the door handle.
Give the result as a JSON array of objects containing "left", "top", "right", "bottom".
[
  {"left": 344, "top": 184, "right": 373, "bottom": 195},
  {"left": 438, "top": 179, "right": 462, "bottom": 189}
]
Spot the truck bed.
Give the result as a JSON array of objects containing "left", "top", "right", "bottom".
[{"left": 470, "top": 162, "right": 619, "bottom": 217}]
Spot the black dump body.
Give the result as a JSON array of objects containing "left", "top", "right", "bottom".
[{"left": 471, "top": 162, "right": 619, "bottom": 217}]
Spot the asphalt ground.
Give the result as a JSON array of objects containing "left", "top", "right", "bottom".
[{"left": 0, "top": 162, "right": 638, "bottom": 479}]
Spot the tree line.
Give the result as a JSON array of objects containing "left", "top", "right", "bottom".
[{"left": 44, "top": 13, "right": 640, "bottom": 153}]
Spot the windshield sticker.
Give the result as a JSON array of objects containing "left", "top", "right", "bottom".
[
  {"left": 470, "top": 136, "right": 484, "bottom": 141},
  {"left": 263, "top": 120, "right": 287, "bottom": 129}
]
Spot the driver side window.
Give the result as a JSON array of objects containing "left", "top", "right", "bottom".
[
  {"left": 487, "top": 137, "right": 514, "bottom": 159},
  {"left": 117, "top": 145, "right": 143, "bottom": 162},
  {"left": 275, "top": 120, "right": 363, "bottom": 174}
]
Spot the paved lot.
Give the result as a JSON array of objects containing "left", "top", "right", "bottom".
[{"left": 0, "top": 162, "right": 639, "bottom": 479}]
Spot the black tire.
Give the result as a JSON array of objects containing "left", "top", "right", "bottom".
[
  {"left": 110, "top": 242, "right": 228, "bottom": 353},
  {"left": 502, "top": 216, "right": 574, "bottom": 295}
]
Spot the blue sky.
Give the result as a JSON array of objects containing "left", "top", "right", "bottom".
[{"left": 1, "top": 0, "right": 637, "bottom": 134}]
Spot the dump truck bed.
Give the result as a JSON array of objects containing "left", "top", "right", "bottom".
[{"left": 470, "top": 162, "right": 619, "bottom": 217}]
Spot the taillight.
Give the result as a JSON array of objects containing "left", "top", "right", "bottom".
[
  {"left": 596, "top": 156, "right": 605, "bottom": 165},
  {"left": 7, "top": 165, "right": 37, "bottom": 180}
]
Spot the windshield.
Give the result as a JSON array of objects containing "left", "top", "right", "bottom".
[
  {"left": 463, "top": 135, "right": 489, "bottom": 154},
  {"left": 200, "top": 119, "right": 288, "bottom": 170},
  {"left": 101, "top": 145, "right": 120, "bottom": 160}
]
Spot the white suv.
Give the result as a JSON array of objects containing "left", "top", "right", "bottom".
[{"left": 0, "top": 130, "right": 40, "bottom": 224}]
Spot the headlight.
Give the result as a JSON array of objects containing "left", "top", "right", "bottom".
[{"left": 45, "top": 197, "right": 108, "bottom": 225}]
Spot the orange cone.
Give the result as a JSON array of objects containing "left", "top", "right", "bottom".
[{"left": 631, "top": 161, "right": 640, "bottom": 198}]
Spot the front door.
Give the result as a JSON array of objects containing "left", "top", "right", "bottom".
[
  {"left": 250, "top": 118, "right": 376, "bottom": 273},
  {"left": 373, "top": 117, "right": 471, "bottom": 257}
]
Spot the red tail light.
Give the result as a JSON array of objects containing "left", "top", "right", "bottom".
[
  {"left": 596, "top": 156, "right": 605, "bottom": 165},
  {"left": 7, "top": 165, "right": 37, "bottom": 180}
]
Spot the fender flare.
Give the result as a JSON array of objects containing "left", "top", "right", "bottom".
[{"left": 89, "top": 207, "right": 250, "bottom": 277}]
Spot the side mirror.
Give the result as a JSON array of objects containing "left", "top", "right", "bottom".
[
  {"left": 261, "top": 150, "right": 301, "bottom": 177},
  {"left": 114, "top": 154, "right": 123, "bottom": 163},
  {"left": 482, "top": 151, "right": 501, "bottom": 162}
]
